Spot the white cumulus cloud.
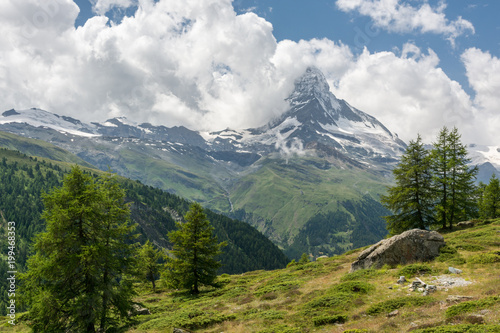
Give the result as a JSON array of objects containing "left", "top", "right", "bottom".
[
  {"left": 336, "top": 0, "right": 474, "bottom": 45},
  {"left": 462, "top": 48, "right": 500, "bottom": 143},
  {"left": 0, "top": 0, "right": 493, "bottom": 145}
]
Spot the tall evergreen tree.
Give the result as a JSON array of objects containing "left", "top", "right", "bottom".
[
  {"left": 165, "top": 203, "right": 226, "bottom": 294},
  {"left": 21, "top": 166, "right": 137, "bottom": 332},
  {"left": 381, "top": 135, "right": 435, "bottom": 234},
  {"left": 431, "top": 127, "right": 477, "bottom": 228},
  {"left": 431, "top": 127, "right": 451, "bottom": 229},
  {"left": 480, "top": 174, "right": 500, "bottom": 219},
  {"left": 137, "top": 240, "right": 164, "bottom": 291}
]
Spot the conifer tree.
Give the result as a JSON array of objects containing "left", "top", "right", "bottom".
[
  {"left": 137, "top": 240, "right": 164, "bottom": 291},
  {"left": 480, "top": 174, "right": 500, "bottom": 218},
  {"left": 21, "top": 166, "right": 137, "bottom": 332},
  {"left": 165, "top": 203, "right": 226, "bottom": 294},
  {"left": 431, "top": 127, "right": 451, "bottom": 229},
  {"left": 381, "top": 134, "right": 435, "bottom": 234},
  {"left": 431, "top": 127, "right": 477, "bottom": 228}
]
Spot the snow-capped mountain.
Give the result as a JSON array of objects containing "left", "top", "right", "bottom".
[
  {"left": 205, "top": 67, "right": 407, "bottom": 166},
  {"left": 1, "top": 67, "right": 406, "bottom": 169},
  {"left": 0, "top": 108, "right": 99, "bottom": 137}
]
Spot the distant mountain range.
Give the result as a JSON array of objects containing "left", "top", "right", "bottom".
[{"left": 1, "top": 67, "right": 497, "bottom": 258}]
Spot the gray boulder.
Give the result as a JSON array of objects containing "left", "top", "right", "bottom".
[{"left": 350, "top": 229, "right": 445, "bottom": 272}]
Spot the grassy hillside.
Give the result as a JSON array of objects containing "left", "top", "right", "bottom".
[
  {"left": 4, "top": 219, "right": 499, "bottom": 332},
  {"left": 229, "top": 155, "right": 390, "bottom": 258}
]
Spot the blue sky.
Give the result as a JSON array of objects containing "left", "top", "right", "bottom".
[{"left": 1, "top": 0, "right": 500, "bottom": 144}]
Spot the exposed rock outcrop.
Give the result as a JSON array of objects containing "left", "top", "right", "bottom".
[{"left": 350, "top": 229, "right": 445, "bottom": 272}]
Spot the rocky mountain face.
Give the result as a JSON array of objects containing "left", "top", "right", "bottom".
[{"left": 1, "top": 67, "right": 410, "bottom": 259}]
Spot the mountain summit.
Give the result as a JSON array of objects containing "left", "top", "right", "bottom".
[{"left": 210, "top": 67, "right": 406, "bottom": 167}]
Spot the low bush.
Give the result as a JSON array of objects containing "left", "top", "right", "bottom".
[
  {"left": 467, "top": 253, "right": 500, "bottom": 264},
  {"left": 411, "top": 323, "right": 500, "bottom": 332},
  {"left": 455, "top": 244, "right": 484, "bottom": 252},
  {"left": 305, "top": 292, "right": 354, "bottom": 310},
  {"left": 331, "top": 281, "right": 375, "bottom": 295},
  {"left": 397, "top": 264, "right": 433, "bottom": 278},
  {"left": 366, "top": 296, "right": 435, "bottom": 315},
  {"left": 445, "top": 296, "right": 500, "bottom": 319},
  {"left": 313, "top": 314, "right": 348, "bottom": 326},
  {"left": 254, "top": 281, "right": 300, "bottom": 297}
]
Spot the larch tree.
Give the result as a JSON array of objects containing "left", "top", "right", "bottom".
[
  {"left": 137, "top": 240, "right": 164, "bottom": 291},
  {"left": 431, "top": 127, "right": 477, "bottom": 229},
  {"left": 480, "top": 174, "right": 500, "bottom": 218},
  {"left": 165, "top": 202, "right": 226, "bottom": 294},
  {"left": 381, "top": 134, "right": 435, "bottom": 234},
  {"left": 21, "top": 166, "right": 137, "bottom": 332}
]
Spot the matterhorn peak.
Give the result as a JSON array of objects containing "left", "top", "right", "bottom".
[{"left": 294, "top": 67, "right": 330, "bottom": 94}]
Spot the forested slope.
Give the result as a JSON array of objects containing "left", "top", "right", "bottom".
[{"left": 0, "top": 148, "right": 288, "bottom": 315}]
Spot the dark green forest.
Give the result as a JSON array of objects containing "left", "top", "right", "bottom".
[{"left": 0, "top": 148, "right": 288, "bottom": 315}]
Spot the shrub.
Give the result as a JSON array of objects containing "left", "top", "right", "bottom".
[
  {"left": 410, "top": 323, "right": 500, "bottom": 332},
  {"left": 467, "top": 253, "right": 500, "bottom": 264},
  {"left": 254, "top": 281, "right": 300, "bottom": 297},
  {"left": 331, "top": 281, "right": 375, "bottom": 295},
  {"left": 305, "top": 292, "right": 354, "bottom": 310},
  {"left": 366, "top": 296, "right": 435, "bottom": 315},
  {"left": 397, "top": 264, "right": 433, "bottom": 278},
  {"left": 313, "top": 314, "right": 348, "bottom": 326},
  {"left": 445, "top": 296, "right": 500, "bottom": 319},
  {"left": 455, "top": 244, "right": 484, "bottom": 252}
]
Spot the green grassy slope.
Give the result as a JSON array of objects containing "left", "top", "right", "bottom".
[
  {"left": 7, "top": 219, "right": 498, "bottom": 332},
  {"left": 229, "top": 155, "right": 391, "bottom": 258},
  {"left": 79, "top": 220, "right": 500, "bottom": 332}
]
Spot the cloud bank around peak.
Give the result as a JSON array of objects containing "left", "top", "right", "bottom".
[{"left": 0, "top": 0, "right": 497, "bottom": 145}]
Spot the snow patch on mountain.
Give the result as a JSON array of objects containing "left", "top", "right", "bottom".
[{"left": 1, "top": 108, "right": 100, "bottom": 137}]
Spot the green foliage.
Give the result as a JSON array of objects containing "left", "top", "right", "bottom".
[
  {"left": 455, "top": 244, "right": 484, "bottom": 252},
  {"left": 343, "top": 330, "right": 369, "bottom": 333},
  {"left": 436, "top": 245, "right": 466, "bottom": 265},
  {"left": 478, "top": 174, "right": 500, "bottom": 219},
  {"left": 330, "top": 281, "right": 375, "bottom": 294},
  {"left": 313, "top": 314, "right": 348, "bottom": 326},
  {"left": 397, "top": 264, "right": 433, "bottom": 278},
  {"left": 445, "top": 296, "right": 500, "bottom": 319},
  {"left": 366, "top": 296, "right": 435, "bottom": 315},
  {"left": 20, "top": 166, "right": 137, "bottom": 332},
  {"left": 381, "top": 134, "right": 435, "bottom": 234},
  {"left": 467, "top": 253, "right": 500, "bottom": 264},
  {"left": 431, "top": 127, "right": 478, "bottom": 229},
  {"left": 137, "top": 308, "right": 236, "bottom": 331},
  {"left": 304, "top": 292, "right": 354, "bottom": 310},
  {"left": 254, "top": 281, "right": 300, "bottom": 297},
  {"left": 383, "top": 127, "right": 478, "bottom": 234},
  {"left": 165, "top": 203, "right": 226, "bottom": 294},
  {"left": 299, "top": 253, "right": 310, "bottom": 264},
  {"left": 411, "top": 324, "right": 500, "bottom": 333},
  {"left": 137, "top": 241, "right": 164, "bottom": 291}
]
